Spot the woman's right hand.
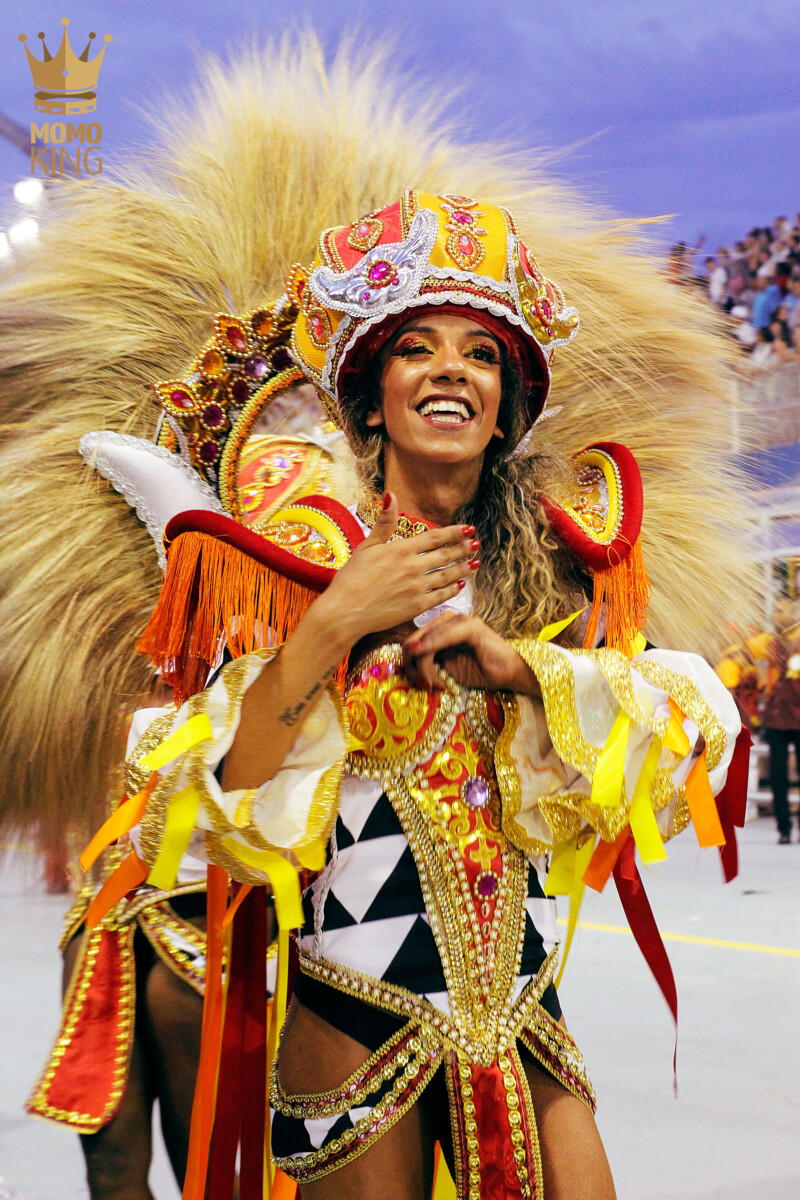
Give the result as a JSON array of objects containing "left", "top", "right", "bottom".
[{"left": 316, "top": 492, "right": 479, "bottom": 647}]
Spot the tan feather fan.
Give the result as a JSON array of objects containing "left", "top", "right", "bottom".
[{"left": 0, "top": 33, "right": 758, "bottom": 846}]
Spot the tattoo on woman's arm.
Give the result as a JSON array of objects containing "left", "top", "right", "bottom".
[{"left": 278, "top": 666, "right": 336, "bottom": 727}]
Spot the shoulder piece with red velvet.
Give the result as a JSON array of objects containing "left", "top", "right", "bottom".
[
  {"left": 137, "top": 495, "right": 364, "bottom": 703},
  {"left": 543, "top": 442, "right": 649, "bottom": 653}
]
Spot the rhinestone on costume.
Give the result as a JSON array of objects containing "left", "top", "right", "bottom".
[
  {"left": 446, "top": 229, "right": 485, "bottom": 272},
  {"left": 272, "top": 347, "right": 292, "bottom": 371},
  {"left": 200, "top": 403, "right": 226, "bottom": 430},
  {"left": 475, "top": 871, "right": 498, "bottom": 898},
  {"left": 366, "top": 260, "right": 398, "bottom": 289},
  {"left": 198, "top": 439, "right": 220, "bottom": 465},
  {"left": 307, "top": 308, "right": 332, "bottom": 347},
  {"left": 231, "top": 378, "right": 250, "bottom": 405},
  {"left": 347, "top": 217, "right": 384, "bottom": 253},
  {"left": 224, "top": 325, "right": 248, "bottom": 352},
  {"left": 200, "top": 348, "right": 225, "bottom": 377},
  {"left": 463, "top": 778, "right": 490, "bottom": 809},
  {"left": 244, "top": 354, "right": 270, "bottom": 379},
  {"left": 251, "top": 308, "right": 274, "bottom": 337},
  {"left": 170, "top": 388, "right": 194, "bottom": 409}
]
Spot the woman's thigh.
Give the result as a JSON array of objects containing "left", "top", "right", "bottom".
[
  {"left": 276, "top": 997, "right": 436, "bottom": 1200},
  {"left": 142, "top": 952, "right": 204, "bottom": 1183},
  {"left": 523, "top": 1056, "right": 616, "bottom": 1200}
]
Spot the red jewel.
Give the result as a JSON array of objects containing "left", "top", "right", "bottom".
[
  {"left": 225, "top": 326, "right": 248, "bottom": 352},
  {"left": 272, "top": 347, "right": 291, "bottom": 370},
  {"left": 231, "top": 378, "right": 250, "bottom": 405},
  {"left": 310, "top": 314, "right": 325, "bottom": 338},
  {"left": 198, "top": 440, "right": 219, "bottom": 465},
  {"left": 458, "top": 234, "right": 474, "bottom": 254},
  {"left": 169, "top": 388, "right": 194, "bottom": 409},
  {"left": 202, "top": 403, "right": 224, "bottom": 428}
]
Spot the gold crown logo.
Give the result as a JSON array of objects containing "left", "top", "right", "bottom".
[{"left": 19, "top": 18, "right": 112, "bottom": 114}]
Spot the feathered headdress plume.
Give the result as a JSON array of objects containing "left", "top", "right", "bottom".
[{"left": 0, "top": 33, "right": 758, "bottom": 846}]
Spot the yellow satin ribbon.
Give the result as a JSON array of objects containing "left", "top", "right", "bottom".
[
  {"left": 592, "top": 710, "right": 631, "bottom": 809},
  {"left": 146, "top": 784, "right": 201, "bottom": 890},
  {"left": 218, "top": 838, "right": 307, "bottom": 930},
  {"left": 140, "top": 712, "right": 213, "bottom": 771},
  {"left": 628, "top": 737, "right": 667, "bottom": 864},
  {"left": 630, "top": 632, "right": 648, "bottom": 655},
  {"left": 664, "top": 698, "right": 691, "bottom": 757},
  {"left": 537, "top": 606, "right": 587, "bottom": 643},
  {"left": 545, "top": 834, "right": 596, "bottom": 988}
]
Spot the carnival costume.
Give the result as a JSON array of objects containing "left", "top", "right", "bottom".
[{"left": 0, "top": 38, "right": 756, "bottom": 1200}]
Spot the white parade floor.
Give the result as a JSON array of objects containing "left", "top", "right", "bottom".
[{"left": 1, "top": 817, "right": 798, "bottom": 1199}]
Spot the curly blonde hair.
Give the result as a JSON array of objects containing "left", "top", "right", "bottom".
[{"left": 340, "top": 352, "right": 583, "bottom": 640}]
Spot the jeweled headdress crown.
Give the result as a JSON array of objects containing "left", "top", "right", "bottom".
[{"left": 284, "top": 190, "right": 579, "bottom": 428}]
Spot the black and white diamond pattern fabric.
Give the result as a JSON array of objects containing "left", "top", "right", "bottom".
[
  {"left": 271, "top": 1071, "right": 398, "bottom": 1161},
  {"left": 298, "top": 776, "right": 558, "bottom": 1017}
]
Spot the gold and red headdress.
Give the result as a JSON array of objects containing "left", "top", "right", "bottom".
[{"left": 285, "top": 190, "right": 579, "bottom": 428}]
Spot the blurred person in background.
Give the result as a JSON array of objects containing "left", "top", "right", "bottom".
[
  {"left": 763, "top": 598, "right": 800, "bottom": 844},
  {"left": 767, "top": 313, "right": 797, "bottom": 364},
  {"left": 705, "top": 255, "right": 728, "bottom": 305},
  {"left": 750, "top": 327, "right": 777, "bottom": 370}
]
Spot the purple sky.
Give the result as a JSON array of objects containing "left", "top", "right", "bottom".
[{"left": 2, "top": 0, "right": 799, "bottom": 259}]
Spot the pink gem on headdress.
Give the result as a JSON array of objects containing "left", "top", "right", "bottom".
[
  {"left": 366, "top": 260, "right": 397, "bottom": 288},
  {"left": 452, "top": 210, "right": 475, "bottom": 225},
  {"left": 198, "top": 440, "right": 219, "bottom": 465}
]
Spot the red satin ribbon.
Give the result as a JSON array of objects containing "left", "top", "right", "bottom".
[
  {"left": 612, "top": 839, "right": 679, "bottom": 1090},
  {"left": 206, "top": 885, "right": 269, "bottom": 1200},
  {"left": 715, "top": 726, "right": 752, "bottom": 883}
]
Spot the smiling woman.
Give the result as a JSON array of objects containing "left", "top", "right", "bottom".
[
  {"left": 0, "top": 38, "right": 758, "bottom": 1200},
  {"left": 88, "top": 191, "right": 744, "bottom": 1200}
]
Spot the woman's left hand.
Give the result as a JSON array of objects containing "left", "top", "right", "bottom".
[{"left": 402, "top": 612, "right": 540, "bottom": 694}]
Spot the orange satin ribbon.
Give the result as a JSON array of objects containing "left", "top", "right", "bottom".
[
  {"left": 84, "top": 850, "right": 149, "bottom": 929},
  {"left": 80, "top": 776, "right": 156, "bottom": 873},
  {"left": 182, "top": 865, "right": 229, "bottom": 1200},
  {"left": 685, "top": 751, "right": 725, "bottom": 848}
]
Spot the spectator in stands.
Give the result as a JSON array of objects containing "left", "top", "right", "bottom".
[
  {"left": 788, "top": 279, "right": 800, "bottom": 334},
  {"left": 705, "top": 255, "right": 728, "bottom": 305},
  {"left": 750, "top": 327, "right": 777, "bottom": 370},
  {"left": 751, "top": 276, "right": 776, "bottom": 329},
  {"left": 768, "top": 315, "right": 797, "bottom": 364}
]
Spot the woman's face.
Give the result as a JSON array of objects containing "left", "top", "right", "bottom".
[{"left": 367, "top": 312, "right": 504, "bottom": 469}]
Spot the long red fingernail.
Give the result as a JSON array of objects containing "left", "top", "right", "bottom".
[
  {"left": 468, "top": 558, "right": 481, "bottom": 571},
  {"left": 382, "top": 492, "right": 392, "bottom": 511},
  {"left": 461, "top": 524, "right": 476, "bottom": 536},
  {"left": 469, "top": 539, "right": 481, "bottom": 552}
]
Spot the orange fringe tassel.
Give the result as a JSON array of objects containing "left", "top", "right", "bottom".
[
  {"left": 136, "top": 532, "right": 346, "bottom": 704},
  {"left": 583, "top": 537, "right": 651, "bottom": 655}
]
